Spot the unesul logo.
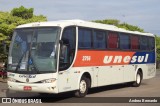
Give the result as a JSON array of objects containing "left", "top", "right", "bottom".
[
  {"left": 103, "top": 54, "right": 149, "bottom": 64},
  {"left": 74, "top": 51, "right": 154, "bottom": 67}
]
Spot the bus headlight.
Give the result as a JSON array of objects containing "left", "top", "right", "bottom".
[
  {"left": 8, "top": 78, "right": 16, "bottom": 82},
  {"left": 41, "top": 78, "right": 56, "bottom": 83}
]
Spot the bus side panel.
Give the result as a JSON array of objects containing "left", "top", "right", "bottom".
[
  {"left": 123, "top": 64, "right": 135, "bottom": 82},
  {"left": 107, "top": 65, "right": 124, "bottom": 85},
  {"left": 63, "top": 63, "right": 156, "bottom": 93},
  {"left": 139, "top": 63, "right": 156, "bottom": 79}
]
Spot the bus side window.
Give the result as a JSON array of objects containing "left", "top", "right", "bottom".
[
  {"left": 59, "top": 27, "right": 76, "bottom": 71},
  {"left": 108, "top": 31, "right": 118, "bottom": 49},
  {"left": 78, "top": 28, "right": 92, "bottom": 49},
  {"left": 140, "top": 36, "right": 148, "bottom": 50},
  {"left": 119, "top": 33, "right": 130, "bottom": 50},
  {"left": 148, "top": 37, "right": 155, "bottom": 50},
  {"left": 131, "top": 35, "right": 139, "bottom": 50},
  {"left": 93, "top": 30, "right": 106, "bottom": 49}
]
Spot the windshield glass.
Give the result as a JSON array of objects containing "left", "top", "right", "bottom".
[{"left": 8, "top": 27, "right": 60, "bottom": 74}]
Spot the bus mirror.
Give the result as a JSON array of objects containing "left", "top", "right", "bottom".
[
  {"left": 60, "top": 44, "right": 69, "bottom": 63},
  {"left": 59, "top": 40, "right": 63, "bottom": 45}
]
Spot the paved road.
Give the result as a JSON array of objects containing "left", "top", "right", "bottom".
[{"left": 0, "top": 71, "right": 160, "bottom": 106}]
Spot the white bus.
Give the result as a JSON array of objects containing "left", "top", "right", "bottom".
[{"left": 7, "top": 20, "right": 156, "bottom": 97}]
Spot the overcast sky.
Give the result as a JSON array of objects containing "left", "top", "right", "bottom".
[{"left": 0, "top": 0, "right": 160, "bottom": 35}]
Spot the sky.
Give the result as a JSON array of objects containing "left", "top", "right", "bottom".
[{"left": 0, "top": 0, "right": 160, "bottom": 35}]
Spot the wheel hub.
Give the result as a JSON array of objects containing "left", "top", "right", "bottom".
[
  {"left": 79, "top": 80, "right": 87, "bottom": 93},
  {"left": 137, "top": 74, "right": 141, "bottom": 84}
]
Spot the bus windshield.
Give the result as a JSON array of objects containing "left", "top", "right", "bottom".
[{"left": 8, "top": 27, "right": 60, "bottom": 74}]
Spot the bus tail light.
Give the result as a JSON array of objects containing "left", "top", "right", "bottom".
[{"left": 41, "top": 78, "right": 56, "bottom": 83}]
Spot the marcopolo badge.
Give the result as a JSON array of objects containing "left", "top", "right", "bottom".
[{"left": 26, "top": 78, "right": 29, "bottom": 82}]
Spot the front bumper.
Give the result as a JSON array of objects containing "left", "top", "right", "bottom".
[{"left": 7, "top": 81, "right": 58, "bottom": 93}]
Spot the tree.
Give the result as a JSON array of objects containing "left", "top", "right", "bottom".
[
  {"left": 117, "top": 23, "right": 144, "bottom": 32},
  {"left": 156, "top": 35, "right": 160, "bottom": 65},
  {"left": 0, "top": 6, "right": 47, "bottom": 61},
  {"left": 11, "top": 6, "right": 33, "bottom": 19},
  {"left": 93, "top": 19, "right": 120, "bottom": 26},
  {"left": 93, "top": 19, "right": 144, "bottom": 32}
]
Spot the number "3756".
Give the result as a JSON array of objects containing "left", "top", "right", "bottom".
[{"left": 82, "top": 56, "right": 91, "bottom": 61}]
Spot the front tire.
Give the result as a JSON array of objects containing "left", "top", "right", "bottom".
[
  {"left": 74, "top": 77, "right": 90, "bottom": 98},
  {"left": 132, "top": 71, "right": 142, "bottom": 87}
]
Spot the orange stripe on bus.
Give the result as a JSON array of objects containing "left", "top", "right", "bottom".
[{"left": 73, "top": 50, "right": 135, "bottom": 67}]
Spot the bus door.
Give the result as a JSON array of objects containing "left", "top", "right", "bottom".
[
  {"left": 58, "top": 71, "right": 71, "bottom": 92},
  {"left": 58, "top": 27, "right": 76, "bottom": 92},
  {"left": 58, "top": 42, "right": 72, "bottom": 92}
]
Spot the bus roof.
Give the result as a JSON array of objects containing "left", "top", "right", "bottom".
[{"left": 16, "top": 19, "right": 154, "bottom": 37}]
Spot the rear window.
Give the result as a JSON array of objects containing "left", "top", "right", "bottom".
[{"left": 148, "top": 37, "right": 155, "bottom": 50}]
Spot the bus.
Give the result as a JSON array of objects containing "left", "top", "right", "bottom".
[{"left": 7, "top": 20, "right": 156, "bottom": 97}]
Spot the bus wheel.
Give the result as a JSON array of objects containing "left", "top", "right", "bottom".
[
  {"left": 132, "top": 71, "right": 142, "bottom": 87},
  {"left": 75, "top": 76, "right": 90, "bottom": 98}
]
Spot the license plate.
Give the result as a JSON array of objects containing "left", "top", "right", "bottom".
[{"left": 23, "top": 86, "right": 32, "bottom": 91}]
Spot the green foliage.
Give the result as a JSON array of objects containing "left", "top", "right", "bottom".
[
  {"left": 0, "top": 6, "right": 47, "bottom": 61},
  {"left": 117, "top": 23, "right": 144, "bottom": 32},
  {"left": 11, "top": 6, "right": 34, "bottom": 19},
  {"left": 93, "top": 19, "right": 120, "bottom": 26},
  {"left": 155, "top": 35, "right": 160, "bottom": 61},
  {"left": 93, "top": 19, "right": 144, "bottom": 32}
]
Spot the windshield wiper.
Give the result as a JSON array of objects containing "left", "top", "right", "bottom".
[
  {"left": 15, "top": 50, "right": 27, "bottom": 73},
  {"left": 14, "top": 50, "right": 40, "bottom": 74}
]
